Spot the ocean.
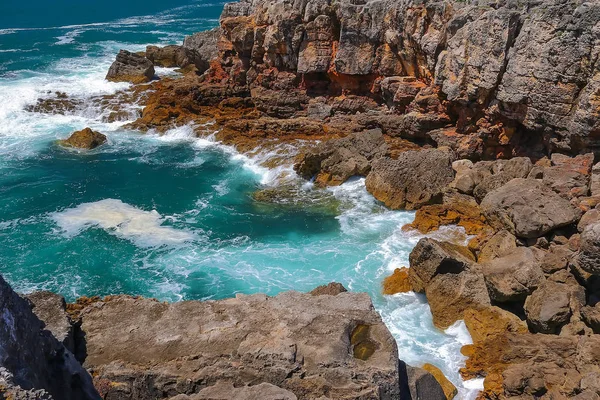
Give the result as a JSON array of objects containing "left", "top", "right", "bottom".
[{"left": 0, "top": 1, "right": 482, "bottom": 397}]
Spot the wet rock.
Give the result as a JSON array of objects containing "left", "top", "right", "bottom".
[
  {"left": 408, "top": 238, "right": 475, "bottom": 293},
  {"left": 578, "top": 222, "right": 600, "bottom": 275},
  {"left": 482, "top": 247, "right": 545, "bottom": 303},
  {"left": 480, "top": 178, "right": 581, "bottom": 239},
  {"left": 75, "top": 291, "right": 401, "bottom": 399},
  {"left": 26, "top": 291, "right": 74, "bottom": 353},
  {"left": 399, "top": 361, "right": 446, "bottom": 400},
  {"left": 382, "top": 267, "right": 412, "bottom": 295},
  {"left": 58, "top": 127, "right": 107, "bottom": 150},
  {"left": 0, "top": 275, "right": 98, "bottom": 399},
  {"left": 309, "top": 282, "right": 347, "bottom": 296},
  {"left": 405, "top": 191, "right": 490, "bottom": 235},
  {"left": 365, "top": 148, "right": 455, "bottom": 210},
  {"left": 106, "top": 49, "right": 155, "bottom": 83},
  {"left": 294, "top": 128, "right": 388, "bottom": 186}
]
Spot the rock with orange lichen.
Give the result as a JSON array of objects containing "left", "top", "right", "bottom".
[
  {"left": 404, "top": 191, "right": 491, "bottom": 235},
  {"left": 382, "top": 268, "right": 412, "bottom": 295},
  {"left": 422, "top": 363, "right": 458, "bottom": 400}
]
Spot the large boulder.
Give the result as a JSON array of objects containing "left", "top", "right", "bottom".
[
  {"left": 0, "top": 275, "right": 98, "bottom": 399},
  {"left": 480, "top": 178, "right": 581, "bottom": 239},
  {"left": 146, "top": 44, "right": 190, "bottom": 68},
  {"left": 183, "top": 27, "right": 220, "bottom": 74},
  {"left": 399, "top": 361, "right": 446, "bottom": 400},
  {"left": 472, "top": 157, "right": 533, "bottom": 201},
  {"left": 106, "top": 49, "right": 155, "bottom": 83},
  {"left": 58, "top": 127, "right": 107, "bottom": 150},
  {"left": 481, "top": 247, "right": 545, "bottom": 303},
  {"left": 578, "top": 222, "right": 600, "bottom": 275},
  {"left": 74, "top": 291, "right": 401, "bottom": 399},
  {"left": 294, "top": 129, "right": 388, "bottom": 186},
  {"left": 365, "top": 148, "right": 455, "bottom": 210},
  {"left": 477, "top": 229, "right": 517, "bottom": 262}
]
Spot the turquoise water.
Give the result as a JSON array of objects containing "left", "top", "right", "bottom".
[{"left": 0, "top": 1, "right": 482, "bottom": 396}]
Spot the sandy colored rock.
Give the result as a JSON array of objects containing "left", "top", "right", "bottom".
[
  {"left": 382, "top": 267, "right": 412, "bottom": 295},
  {"left": 76, "top": 291, "right": 401, "bottom": 399},
  {"left": 309, "top": 282, "right": 347, "bottom": 296},
  {"left": 26, "top": 291, "right": 74, "bottom": 353},
  {"left": 58, "top": 127, "right": 107, "bottom": 150},
  {"left": 578, "top": 222, "right": 600, "bottom": 275},
  {"left": 477, "top": 229, "right": 517, "bottom": 262}
]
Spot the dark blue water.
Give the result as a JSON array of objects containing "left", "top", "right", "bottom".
[{"left": 0, "top": 2, "right": 482, "bottom": 395}]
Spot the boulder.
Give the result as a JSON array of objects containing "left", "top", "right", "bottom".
[
  {"left": 578, "top": 209, "right": 600, "bottom": 232},
  {"left": 408, "top": 238, "right": 475, "bottom": 293},
  {"left": 106, "top": 49, "right": 155, "bottom": 83},
  {"left": 581, "top": 304, "right": 600, "bottom": 333},
  {"left": 146, "top": 44, "right": 189, "bottom": 68},
  {"left": 365, "top": 148, "right": 455, "bottom": 210},
  {"left": 477, "top": 230, "right": 517, "bottom": 262},
  {"left": 592, "top": 162, "right": 600, "bottom": 196},
  {"left": 309, "top": 282, "right": 347, "bottom": 296},
  {"left": 182, "top": 27, "right": 220, "bottom": 74},
  {"left": 75, "top": 291, "right": 401, "bottom": 399},
  {"left": 382, "top": 268, "right": 412, "bottom": 295},
  {"left": 578, "top": 222, "right": 600, "bottom": 275},
  {"left": 422, "top": 363, "right": 458, "bottom": 400},
  {"left": 58, "top": 127, "right": 107, "bottom": 150},
  {"left": 539, "top": 153, "right": 595, "bottom": 199},
  {"left": 294, "top": 129, "right": 388, "bottom": 186},
  {"left": 480, "top": 178, "right": 581, "bottom": 239},
  {"left": 171, "top": 382, "right": 297, "bottom": 400},
  {"left": 524, "top": 276, "right": 585, "bottom": 334},
  {"left": 481, "top": 247, "right": 545, "bottom": 303},
  {"left": 0, "top": 275, "right": 98, "bottom": 399},
  {"left": 540, "top": 244, "right": 573, "bottom": 274},
  {"left": 450, "top": 160, "right": 492, "bottom": 195},
  {"left": 399, "top": 361, "right": 446, "bottom": 400},
  {"left": 473, "top": 158, "right": 533, "bottom": 201}
]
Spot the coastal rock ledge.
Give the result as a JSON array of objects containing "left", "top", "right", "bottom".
[{"left": 0, "top": 275, "right": 448, "bottom": 400}]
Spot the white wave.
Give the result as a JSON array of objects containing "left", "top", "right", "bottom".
[
  {"left": 51, "top": 199, "right": 195, "bottom": 248},
  {"left": 55, "top": 29, "right": 83, "bottom": 45}
]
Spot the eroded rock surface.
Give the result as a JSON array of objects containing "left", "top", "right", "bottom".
[
  {"left": 58, "top": 127, "right": 107, "bottom": 150},
  {"left": 106, "top": 50, "right": 155, "bottom": 83}
]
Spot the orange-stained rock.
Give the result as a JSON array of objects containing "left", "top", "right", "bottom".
[
  {"left": 382, "top": 268, "right": 412, "bottom": 295},
  {"left": 404, "top": 191, "right": 491, "bottom": 235},
  {"left": 422, "top": 364, "right": 458, "bottom": 400},
  {"left": 59, "top": 128, "right": 107, "bottom": 150},
  {"left": 462, "top": 307, "right": 528, "bottom": 346}
]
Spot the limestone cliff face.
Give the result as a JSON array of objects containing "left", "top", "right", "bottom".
[{"left": 209, "top": 0, "right": 600, "bottom": 157}]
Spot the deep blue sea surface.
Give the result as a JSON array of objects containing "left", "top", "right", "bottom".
[{"left": 0, "top": 1, "right": 482, "bottom": 396}]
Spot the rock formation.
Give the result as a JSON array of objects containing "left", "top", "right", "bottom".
[
  {"left": 58, "top": 127, "right": 107, "bottom": 150},
  {"left": 106, "top": 50, "right": 155, "bottom": 84}
]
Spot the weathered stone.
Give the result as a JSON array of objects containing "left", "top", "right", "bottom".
[
  {"left": 540, "top": 244, "right": 573, "bottom": 274},
  {"left": 480, "top": 178, "right": 581, "bottom": 239},
  {"left": 399, "top": 361, "right": 446, "bottom": 400},
  {"left": 0, "top": 275, "right": 98, "bottom": 399},
  {"left": 106, "top": 49, "right": 155, "bottom": 83},
  {"left": 592, "top": 162, "right": 600, "bottom": 197},
  {"left": 408, "top": 238, "right": 475, "bottom": 293},
  {"left": 26, "top": 291, "right": 74, "bottom": 353},
  {"left": 76, "top": 291, "right": 401, "bottom": 399},
  {"left": 182, "top": 27, "right": 220, "bottom": 73},
  {"left": 477, "top": 230, "right": 517, "bottom": 262},
  {"left": 309, "top": 282, "right": 347, "bottom": 296},
  {"left": 58, "top": 127, "right": 107, "bottom": 150},
  {"left": 579, "top": 209, "right": 600, "bottom": 232},
  {"left": 578, "top": 222, "right": 600, "bottom": 275},
  {"left": 171, "top": 381, "right": 297, "bottom": 400},
  {"left": 482, "top": 247, "right": 545, "bottom": 303},
  {"left": 473, "top": 158, "right": 533, "bottom": 201},
  {"left": 366, "top": 149, "right": 455, "bottom": 210},
  {"left": 422, "top": 363, "right": 458, "bottom": 400},
  {"left": 581, "top": 304, "right": 600, "bottom": 333}
]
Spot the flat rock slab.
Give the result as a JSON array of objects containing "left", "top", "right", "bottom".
[{"left": 77, "top": 291, "right": 400, "bottom": 399}]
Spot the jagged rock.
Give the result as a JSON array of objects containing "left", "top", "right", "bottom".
[
  {"left": 422, "top": 364, "right": 458, "bottom": 400},
  {"left": 106, "top": 49, "right": 155, "bottom": 83},
  {"left": 408, "top": 238, "right": 475, "bottom": 293},
  {"left": 146, "top": 45, "right": 189, "bottom": 68},
  {"left": 58, "top": 127, "right": 107, "bottom": 150},
  {"left": 294, "top": 128, "right": 388, "bottom": 186},
  {"left": 477, "top": 230, "right": 517, "bottom": 262},
  {"left": 535, "top": 153, "right": 596, "bottom": 199},
  {"left": 309, "top": 282, "right": 347, "bottom": 296},
  {"left": 578, "top": 222, "right": 600, "bottom": 275},
  {"left": 183, "top": 28, "right": 220, "bottom": 71},
  {"left": 399, "top": 361, "right": 446, "bottom": 400},
  {"left": 581, "top": 304, "right": 600, "bottom": 333},
  {"left": 382, "top": 268, "right": 412, "bottom": 295},
  {"left": 480, "top": 178, "right": 581, "bottom": 239},
  {"left": 482, "top": 247, "right": 545, "bottom": 303},
  {"left": 592, "top": 162, "right": 600, "bottom": 197},
  {"left": 75, "top": 291, "right": 401, "bottom": 399},
  {"left": 0, "top": 275, "right": 98, "bottom": 399},
  {"left": 26, "top": 291, "right": 74, "bottom": 353},
  {"left": 365, "top": 149, "right": 455, "bottom": 210},
  {"left": 579, "top": 209, "right": 600, "bottom": 232},
  {"left": 540, "top": 244, "right": 573, "bottom": 274}
]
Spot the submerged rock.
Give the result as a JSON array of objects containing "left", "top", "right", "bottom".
[
  {"left": 58, "top": 127, "right": 107, "bottom": 149},
  {"left": 106, "top": 49, "right": 155, "bottom": 83}
]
